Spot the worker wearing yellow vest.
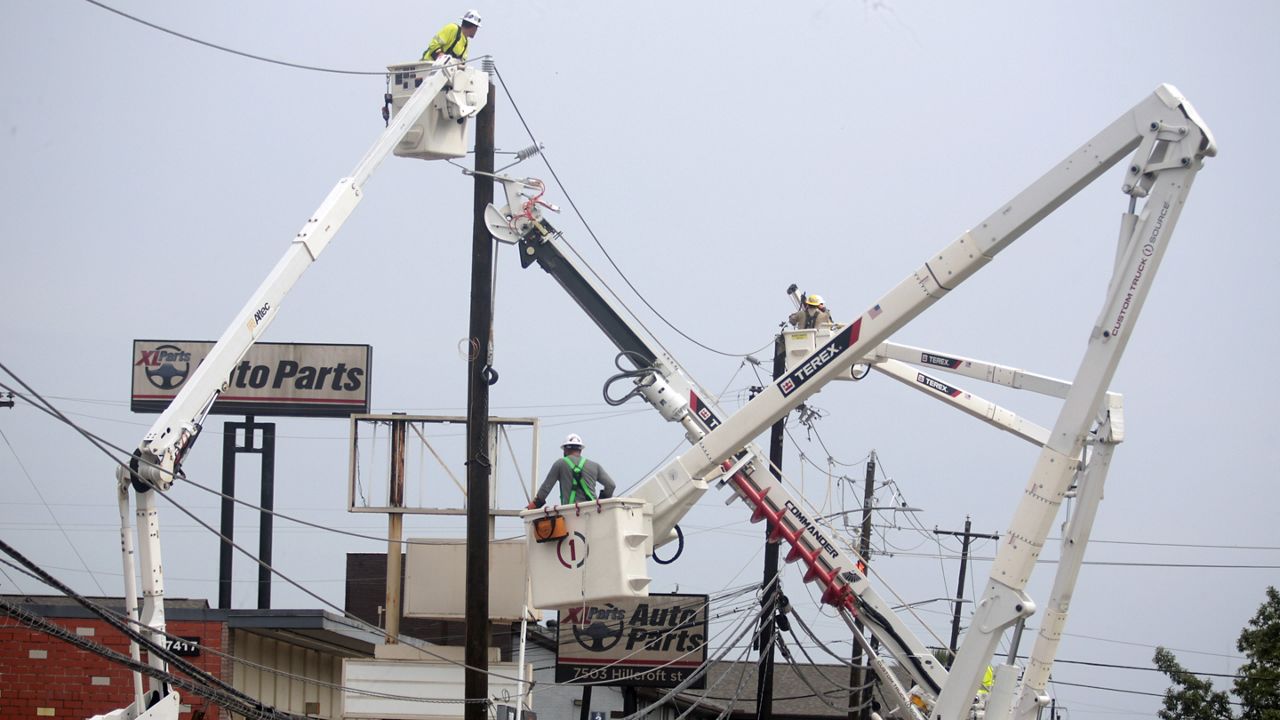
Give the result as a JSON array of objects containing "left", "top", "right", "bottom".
[
  {"left": 529, "top": 433, "right": 617, "bottom": 507},
  {"left": 978, "top": 665, "right": 995, "bottom": 695},
  {"left": 422, "top": 9, "right": 482, "bottom": 63}
]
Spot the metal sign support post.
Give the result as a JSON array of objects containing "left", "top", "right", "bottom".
[{"left": 217, "top": 416, "right": 277, "bottom": 609}]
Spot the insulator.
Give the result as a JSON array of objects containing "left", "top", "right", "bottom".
[{"left": 515, "top": 143, "right": 545, "bottom": 161}]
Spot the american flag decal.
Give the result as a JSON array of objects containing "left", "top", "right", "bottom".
[{"left": 868, "top": 304, "right": 882, "bottom": 319}]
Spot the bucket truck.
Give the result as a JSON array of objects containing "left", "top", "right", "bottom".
[
  {"left": 101, "top": 59, "right": 488, "bottom": 720},
  {"left": 501, "top": 83, "right": 1214, "bottom": 719}
]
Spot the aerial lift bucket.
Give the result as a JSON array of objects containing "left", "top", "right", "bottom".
[
  {"left": 521, "top": 498, "right": 653, "bottom": 609},
  {"left": 386, "top": 60, "right": 488, "bottom": 160}
]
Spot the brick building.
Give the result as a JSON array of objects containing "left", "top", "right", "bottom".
[
  {"left": 0, "top": 596, "right": 226, "bottom": 720},
  {"left": 0, "top": 596, "right": 385, "bottom": 720}
]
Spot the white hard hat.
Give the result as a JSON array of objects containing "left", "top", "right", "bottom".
[
  {"left": 562, "top": 433, "right": 584, "bottom": 448},
  {"left": 461, "top": 9, "right": 482, "bottom": 27},
  {"left": 805, "top": 293, "right": 824, "bottom": 307}
]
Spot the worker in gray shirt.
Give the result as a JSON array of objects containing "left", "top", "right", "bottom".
[{"left": 529, "top": 433, "right": 616, "bottom": 507}]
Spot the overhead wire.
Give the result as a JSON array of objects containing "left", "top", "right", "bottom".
[
  {"left": 542, "top": 576, "right": 777, "bottom": 718},
  {"left": 0, "top": 426, "right": 107, "bottom": 595},
  {"left": 0, "top": 540, "right": 303, "bottom": 719},
  {"left": 80, "top": 0, "right": 398, "bottom": 76},
  {"left": 0, "top": 368, "right": 532, "bottom": 687},
  {"left": 0, "top": 379, "right": 491, "bottom": 549},
  {"left": 9, "top": 362, "right": 825, "bottom": 710},
  {"left": 6, "top": 14, "right": 1260, "bottom": 712},
  {"left": 1, "top": 598, "right": 300, "bottom": 719},
  {"left": 490, "top": 63, "right": 772, "bottom": 360}
]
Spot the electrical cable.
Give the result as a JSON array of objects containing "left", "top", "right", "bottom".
[
  {"left": 490, "top": 64, "right": 772, "bottom": 359},
  {"left": 1, "top": 374, "right": 628, "bottom": 551},
  {"left": 0, "top": 379, "right": 478, "bottom": 549},
  {"left": 78, "top": 0, "right": 442, "bottom": 76},
  {"left": 652, "top": 524, "right": 685, "bottom": 565},
  {"left": 0, "top": 369, "right": 533, "bottom": 687},
  {"left": 0, "top": 539, "right": 299, "bottom": 718},
  {"left": 0, "top": 598, "right": 301, "bottom": 719},
  {"left": 0, "top": 426, "right": 107, "bottom": 595},
  {"left": 610, "top": 576, "right": 781, "bottom": 719},
  {"left": 668, "top": 591, "right": 774, "bottom": 720},
  {"left": 775, "top": 634, "right": 870, "bottom": 714}
]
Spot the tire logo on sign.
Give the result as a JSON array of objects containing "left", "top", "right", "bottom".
[
  {"left": 139, "top": 344, "right": 191, "bottom": 390},
  {"left": 558, "top": 531, "right": 588, "bottom": 569},
  {"left": 572, "top": 606, "right": 624, "bottom": 652}
]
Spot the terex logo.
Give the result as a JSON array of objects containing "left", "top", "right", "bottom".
[
  {"left": 778, "top": 320, "right": 862, "bottom": 398},
  {"left": 916, "top": 373, "right": 962, "bottom": 398},
  {"left": 135, "top": 344, "right": 192, "bottom": 391},
  {"left": 689, "top": 392, "right": 721, "bottom": 431},
  {"left": 920, "top": 352, "right": 962, "bottom": 369}
]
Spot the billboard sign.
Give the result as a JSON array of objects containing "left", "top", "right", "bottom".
[
  {"left": 556, "top": 593, "right": 708, "bottom": 688},
  {"left": 131, "top": 340, "right": 371, "bottom": 418}
]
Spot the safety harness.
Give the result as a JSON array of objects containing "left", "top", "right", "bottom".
[
  {"left": 433, "top": 24, "right": 467, "bottom": 60},
  {"left": 564, "top": 456, "right": 595, "bottom": 503}
]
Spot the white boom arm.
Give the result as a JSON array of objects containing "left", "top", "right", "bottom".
[
  {"left": 509, "top": 84, "right": 1211, "bottom": 719},
  {"left": 493, "top": 180, "right": 952, "bottom": 704},
  {"left": 123, "top": 60, "right": 481, "bottom": 492},
  {"left": 931, "top": 86, "right": 1213, "bottom": 720},
  {"left": 104, "top": 60, "right": 486, "bottom": 720},
  {"left": 793, "top": 331, "right": 1129, "bottom": 717}
]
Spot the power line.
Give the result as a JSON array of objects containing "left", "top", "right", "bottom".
[
  {"left": 490, "top": 64, "right": 771, "bottom": 360},
  {"left": 80, "top": 0, "right": 385, "bottom": 75},
  {"left": 1049, "top": 678, "right": 1246, "bottom": 708},
  {"left": 885, "top": 551, "right": 1280, "bottom": 570},
  {"left": 0, "top": 426, "right": 107, "bottom": 594},
  {"left": 1053, "top": 657, "right": 1254, "bottom": 681}
]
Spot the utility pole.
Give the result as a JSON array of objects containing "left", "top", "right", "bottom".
[
  {"left": 464, "top": 75, "right": 497, "bottom": 720},
  {"left": 755, "top": 334, "right": 786, "bottom": 720},
  {"left": 934, "top": 517, "right": 1000, "bottom": 665},
  {"left": 384, "top": 416, "right": 407, "bottom": 643},
  {"left": 850, "top": 451, "right": 876, "bottom": 720}
]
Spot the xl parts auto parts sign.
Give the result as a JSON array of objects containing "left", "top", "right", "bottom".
[
  {"left": 130, "top": 340, "right": 371, "bottom": 418},
  {"left": 556, "top": 594, "right": 708, "bottom": 688}
]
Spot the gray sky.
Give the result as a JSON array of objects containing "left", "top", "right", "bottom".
[{"left": 3, "top": 1, "right": 1278, "bottom": 717}]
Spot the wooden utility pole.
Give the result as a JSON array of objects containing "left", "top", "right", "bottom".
[
  {"left": 464, "top": 77, "right": 497, "bottom": 720},
  {"left": 934, "top": 517, "right": 1000, "bottom": 665},
  {"left": 850, "top": 451, "right": 877, "bottom": 720},
  {"left": 755, "top": 334, "right": 786, "bottom": 720},
  {"left": 384, "top": 416, "right": 406, "bottom": 643}
]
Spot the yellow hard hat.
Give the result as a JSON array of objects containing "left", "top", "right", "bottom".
[{"left": 805, "top": 294, "right": 824, "bottom": 307}]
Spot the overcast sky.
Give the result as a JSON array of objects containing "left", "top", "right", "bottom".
[{"left": 3, "top": 1, "right": 1278, "bottom": 718}]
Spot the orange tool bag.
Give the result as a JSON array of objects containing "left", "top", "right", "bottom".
[{"left": 532, "top": 515, "right": 568, "bottom": 543}]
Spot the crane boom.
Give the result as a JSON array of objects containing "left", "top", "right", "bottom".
[
  {"left": 510, "top": 83, "right": 1213, "bottom": 719},
  {"left": 103, "top": 59, "right": 487, "bottom": 720}
]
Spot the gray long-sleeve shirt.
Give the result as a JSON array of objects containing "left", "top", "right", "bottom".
[{"left": 534, "top": 455, "right": 616, "bottom": 505}]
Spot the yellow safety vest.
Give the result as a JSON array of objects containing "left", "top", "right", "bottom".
[
  {"left": 423, "top": 23, "right": 469, "bottom": 62},
  {"left": 978, "top": 665, "right": 994, "bottom": 695}
]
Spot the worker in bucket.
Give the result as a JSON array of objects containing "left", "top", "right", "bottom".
[
  {"left": 789, "top": 293, "right": 833, "bottom": 329},
  {"left": 422, "top": 9, "right": 481, "bottom": 63},
  {"left": 528, "top": 433, "right": 616, "bottom": 508}
]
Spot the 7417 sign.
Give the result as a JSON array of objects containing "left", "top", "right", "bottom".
[{"left": 164, "top": 636, "right": 201, "bottom": 657}]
